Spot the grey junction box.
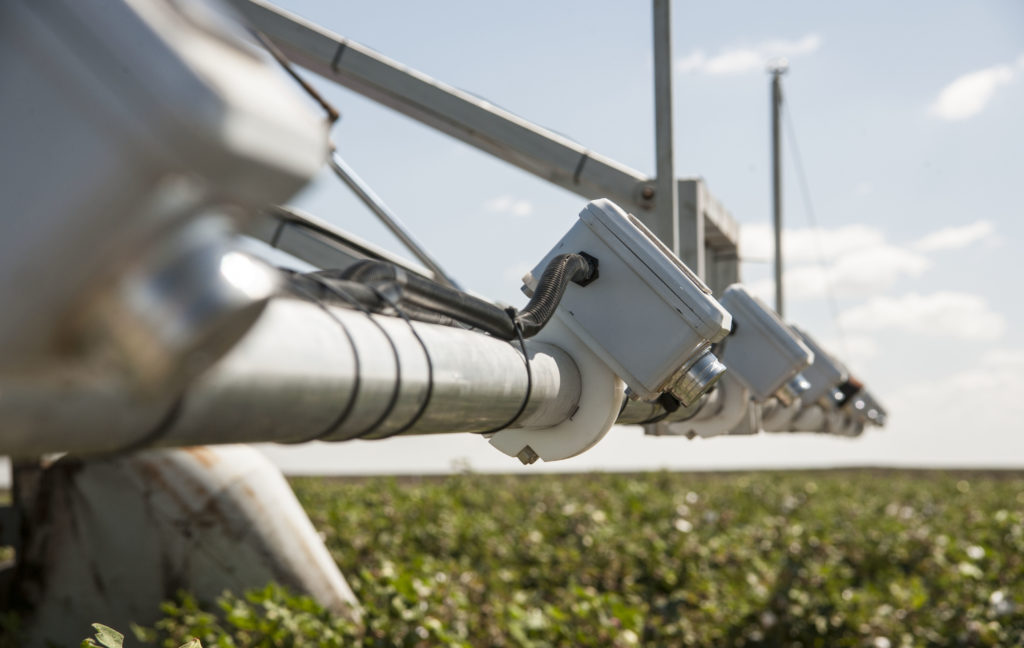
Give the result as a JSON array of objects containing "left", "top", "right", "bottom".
[
  {"left": 791, "top": 326, "right": 848, "bottom": 404},
  {"left": 524, "top": 199, "right": 732, "bottom": 404},
  {"left": 718, "top": 285, "right": 813, "bottom": 402}
]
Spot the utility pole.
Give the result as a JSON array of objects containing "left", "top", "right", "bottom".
[
  {"left": 652, "top": 0, "right": 678, "bottom": 254},
  {"left": 769, "top": 60, "right": 788, "bottom": 317}
]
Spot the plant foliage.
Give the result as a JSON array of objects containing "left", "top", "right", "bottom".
[{"left": 134, "top": 470, "right": 1024, "bottom": 645}]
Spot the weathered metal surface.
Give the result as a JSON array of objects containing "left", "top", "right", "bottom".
[
  {"left": 13, "top": 445, "right": 358, "bottom": 646},
  {"left": 0, "top": 297, "right": 582, "bottom": 456}
]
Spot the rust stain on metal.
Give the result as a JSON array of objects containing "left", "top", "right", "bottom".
[{"left": 183, "top": 446, "right": 219, "bottom": 468}]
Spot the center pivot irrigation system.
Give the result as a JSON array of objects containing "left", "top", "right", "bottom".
[{"left": 0, "top": 0, "right": 886, "bottom": 641}]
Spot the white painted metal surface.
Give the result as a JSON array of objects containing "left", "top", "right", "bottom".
[
  {"left": 14, "top": 445, "right": 357, "bottom": 646},
  {"left": 489, "top": 318, "right": 625, "bottom": 463}
]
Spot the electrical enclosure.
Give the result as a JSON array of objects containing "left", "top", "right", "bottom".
[
  {"left": 718, "top": 285, "right": 813, "bottom": 401},
  {"left": 790, "top": 326, "right": 848, "bottom": 404},
  {"left": 524, "top": 199, "right": 731, "bottom": 401}
]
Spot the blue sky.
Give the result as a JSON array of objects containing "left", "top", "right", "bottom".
[{"left": 256, "top": 0, "right": 1024, "bottom": 473}]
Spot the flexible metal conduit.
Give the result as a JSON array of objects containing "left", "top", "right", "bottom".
[{"left": 0, "top": 297, "right": 583, "bottom": 457}]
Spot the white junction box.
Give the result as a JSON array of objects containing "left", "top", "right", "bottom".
[
  {"left": 718, "top": 285, "right": 813, "bottom": 402},
  {"left": 790, "top": 326, "right": 848, "bottom": 404},
  {"left": 523, "top": 199, "right": 732, "bottom": 404}
]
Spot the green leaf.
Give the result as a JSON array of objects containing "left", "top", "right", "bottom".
[
  {"left": 89, "top": 623, "right": 124, "bottom": 648},
  {"left": 177, "top": 639, "right": 202, "bottom": 648}
]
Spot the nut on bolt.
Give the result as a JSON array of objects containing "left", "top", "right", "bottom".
[{"left": 516, "top": 446, "right": 540, "bottom": 465}]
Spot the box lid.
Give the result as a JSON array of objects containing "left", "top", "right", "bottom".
[{"left": 579, "top": 199, "right": 730, "bottom": 343}]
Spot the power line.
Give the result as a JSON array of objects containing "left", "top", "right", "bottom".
[{"left": 779, "top": 92, "right": 849, "bottom": 359}]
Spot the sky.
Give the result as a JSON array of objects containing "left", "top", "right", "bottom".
[{"left": 253, "top": 0, "right": 1024, "bottom": 474}]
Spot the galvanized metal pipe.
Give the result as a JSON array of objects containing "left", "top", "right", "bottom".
[
  {"left": 0, "top": 297, "right": 581, "bottom": 457},
  {"left": 618, "top": 391, "right": 710, "bottom": 426},
  {"left": 770, "top": 67, "right": 785, "bottom": 317},
  {"left": 651, "top": 0, "right": 679, "bottom": 253}
]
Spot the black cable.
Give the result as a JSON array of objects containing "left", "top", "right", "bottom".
[
  {"left": 340, "top": 261, "right": 516, "bottom": 339},
  {"left": 306, "top": 272, "right": 466, "bottom": 329},
  {"left": 357, "top": 287, "right": 435, "bottom": 440},
  {"left": 479, "top": 308, "right": 533, "bottom": 435},
  {"left": 637, "top": 390, "right": 709, "bottom": 426},
  {"left": 307, "top": 268, "right": 538, "bottom": 437},
  {"left": 284, "top": 276, "right": 363, "bottom": 444},
  {"left": 292, "top": 270, "right": 403, "bottom": 442},
  {"left": 339, "top": 253, "right": 598, "bottom": 341},
  {"left": 100, "top": 394, "right": 186, "bottom": 457}
]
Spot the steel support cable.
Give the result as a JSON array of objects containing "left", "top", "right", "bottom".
[
  {"left": 250, "top": 19, "right": 460, "bottom": 291},
  {"left": 781, "top": 99, "right": 849, "bottom": 359},
  {"left": 327, "top": 149, "right": 463, "bottom": 290},
  {"left": 248, "top": 28, "right": 340, "bottom": 125}
]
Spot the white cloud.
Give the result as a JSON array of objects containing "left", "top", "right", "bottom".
[
  {"left": 929, "top": 63, "right": 1015, "bottom": 121},
  {"left": 483, "top": 195, "right": 533, "bottom": 217},
  {"left": 895, "top": 348, "right": 1024, "bottom": 427},
  {"left": 677, "top": 34, "right": 821, "bottom": 76},
  {"left": 820, "top": 334, "right": 879, "bottom": 372},
  {"left": 741, "top": 222, "right": 884, "bottom": 264},
  {"left": 742, "top": 219, "right": 998, "bottom": 302},
  {"left": 742, "top": 223, "right": 928, "bottom": 300},
  {"left": 838, "top": 292, "right": 1006, "bottom": 340},
  {"left": 980, "top": 347, "right": 1024, "bottom": 369},
  {"left": 912, "top": 220, "right": 996, "bottom": 252},
  {"left": 796, "top": 247, "right": 926, "bottom": 299}
]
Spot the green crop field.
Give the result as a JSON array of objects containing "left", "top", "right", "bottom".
[
  {"left": 130, "top": 469, "right": 1024, "bottom": 647},
  {"left": 4, "top": 470, "right": 1024, "bottom": 646}
]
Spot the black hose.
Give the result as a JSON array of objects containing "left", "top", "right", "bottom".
[{"left": 514, "top": 253, "right": 598, "bottom": 338}]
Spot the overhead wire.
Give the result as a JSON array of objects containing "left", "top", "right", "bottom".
[{"left": 779, "top": 92, "right": 850, "bottom": 359}]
